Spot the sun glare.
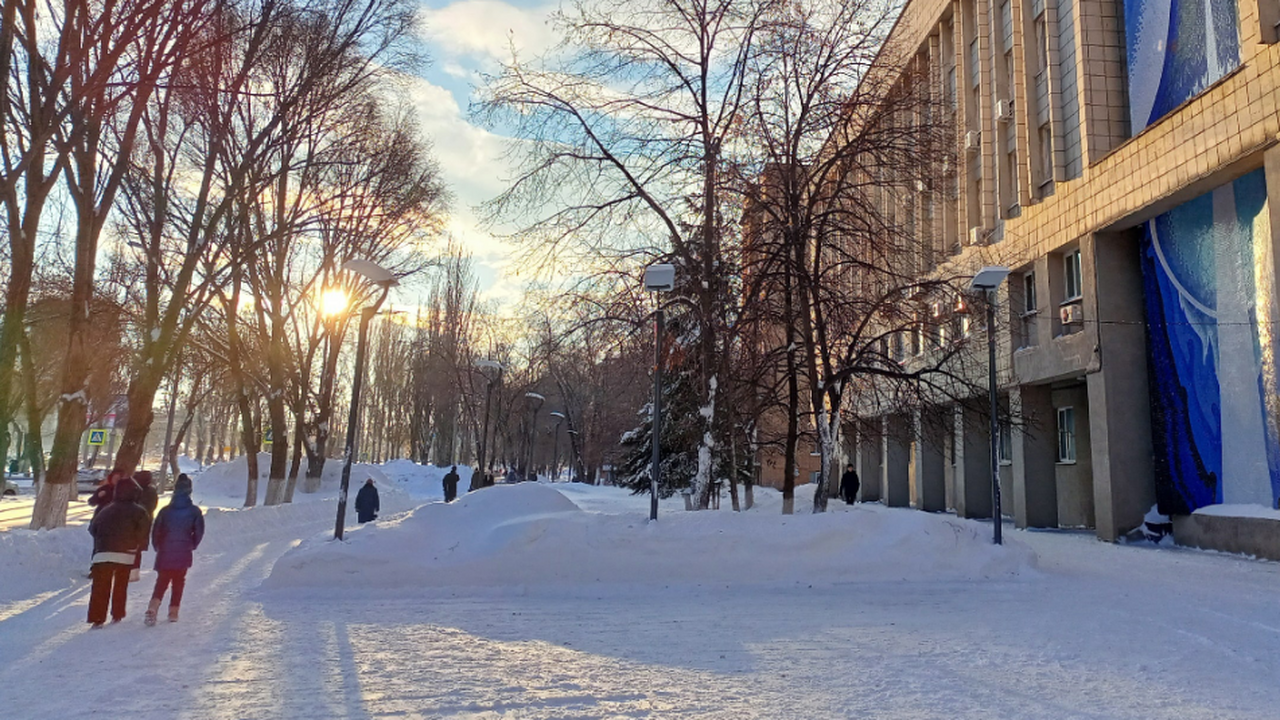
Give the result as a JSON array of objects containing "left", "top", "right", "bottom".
[{"left": 320, "top": 288, "right": 349, "bottom": 317}]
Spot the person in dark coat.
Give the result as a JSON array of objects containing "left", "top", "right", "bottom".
[
  {"left": 443, "top": 466, "right": 460, "bottom": 502},
  {"left": 145, "top": 474, "right": 204, "bottom": 626},
  {"left": 87, "top": 477, "right": 151, "bottom": 627},
  {"left": 87, "top": 471, "right": 124, "bottom": 519},
  {"left": 131, "top": 470, "right": 160, "bottom": 580},
  {"left": 839, "top": 463, "right": 860, "bottom": 504},
  {"left": 354, "top": 478, "right": 379, "bottom": 523}
]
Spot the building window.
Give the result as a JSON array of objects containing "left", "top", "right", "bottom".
[
  {"left": 1022, "top": 272, "right": 1037, "bottom": 313},
  {"left": 1063, "top": 249, "right": 1082, "bottom": 301},
  {"left": 1057, "top": 406, "right": 1076, "bottom": 463},
  {"left": 998, "top": 420, "right": 1013, "bottom": 464},
  {"left": 960, "top": 314, "right": 972, "bottom": 336}
]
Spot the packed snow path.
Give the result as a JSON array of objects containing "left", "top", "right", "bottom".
[{"left": 2, "top": 482, "right": 1280, "bottom": 718}]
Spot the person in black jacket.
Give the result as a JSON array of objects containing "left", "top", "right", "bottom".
[
  {"left": 443, "top": 466, "right": 460, "bottom": 502},
  {"left": 839, "top": 463, "right": 860, "bottom": 504},
  {"left": 145, "top": 474, "right": 204, "bottom": 626},
  {"left": 355, "top": 478, "right": 379, "bottom": 524},
  {"left": 87, "top": 477, "right": 151, "bottom": 627},
  {"left": 131, "top": 470, "right": 160, "bottom": 581},
  {"left": 87, "top": 471, "right": 124, "bottom": 519}
]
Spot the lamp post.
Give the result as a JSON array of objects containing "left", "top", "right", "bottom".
[
  {"left": 472, "top": 359, "right": 503, "bottom": 491},
  {"left": 643, "top": 263, "right": 676, "bottom": 521},
  {"left": 334, "top": 259, "right": 398, "bottom": 541},
  {"left": 523, "top": 392, "right": 545, "bottom": 480},
  {"left": 969, "top": 266, "right": 1010, "bottom": 545},
  {"left": 549, "top": 411, "right": 566, "bottom": 481}
]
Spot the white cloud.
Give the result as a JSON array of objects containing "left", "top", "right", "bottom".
[{"left": 420, "top": 0, "right": 559, "bottom": 64}]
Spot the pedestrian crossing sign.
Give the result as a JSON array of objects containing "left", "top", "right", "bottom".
[
  {"left": 264, "top": 429, "right": 273, "bottom": 445},
  {"left": 88, "top": 429, "right": 107, "bottom": 446}
]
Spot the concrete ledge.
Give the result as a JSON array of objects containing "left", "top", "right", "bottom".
[{"left": 1172, "top": 514, "right": 1280, "bottom": 561}]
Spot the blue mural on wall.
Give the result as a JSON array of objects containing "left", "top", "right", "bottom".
[
  {"left": 1124, "top": 0, "right": 1240, "bottom": 131},
  {"left": 1141, "top": 169, "right": 1280, "bottom": 514}
]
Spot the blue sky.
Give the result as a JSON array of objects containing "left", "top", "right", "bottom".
[{"left": 409, "top": 0, "right": 561, "bottom": 309}]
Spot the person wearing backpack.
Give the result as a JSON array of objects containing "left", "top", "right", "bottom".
[{"left": 145, "top": 474, "right": 205, "bottom": 626}]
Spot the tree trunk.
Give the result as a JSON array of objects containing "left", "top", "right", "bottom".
[{"left": 111, "top": 361, "right": 166, "bottom": 477}]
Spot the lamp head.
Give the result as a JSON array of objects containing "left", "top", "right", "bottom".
[
  {"left": 643, "top": 264, "right": 676, "bottom": 292},
  {"left": 969, "top": 266, "right": 1010, "bottom": 291},
  {"left": 343, "top": 258, "right": 398, "bottom": 287}
]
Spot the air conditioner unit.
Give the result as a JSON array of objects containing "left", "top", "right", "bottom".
[
  {"left": 1060, "top": 304, "right": 1084, "bottom": 325},
  {"left": 965, "top": 130, "right": 982, "bottom": 153},
  {"left": 967, "top": 226, "right": 984, "bottom": 246},
  {"left": 995, "top": 99, "right": 1012, "bottom": 123}
]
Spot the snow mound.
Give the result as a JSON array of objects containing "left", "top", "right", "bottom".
[
  {"left": 263, "top": 483, "right": 1037, "bottom": 595},
  {"left": 0, "top": 527, "right": 90, "bottom": 605},
  {"left": 376, "top": 460, "right": 472, "bottom": 500},
  {"left": 193, "top": 453, "right": 392, "bottom": 508}
]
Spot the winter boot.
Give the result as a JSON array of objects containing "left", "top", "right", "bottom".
[
  {"left": 144, "top": 598, "right": 161, "bottom": 627},
  {"left": 167, "top": 605, "right": 179, "bottom": 623}
]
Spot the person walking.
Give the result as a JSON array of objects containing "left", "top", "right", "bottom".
[
  {"left": 131, "top": 470, "right": 160, "bottom": 582},
  {"left": 87, "top": 471, "right": 123, "bottom": 519},
  {"left": 839, "top": 463, "right": 860, "bottom": 504},
  {"left": 87, "top": 477, "right": 151, "bottom": 628},
  {"left": 145, "top": 474, "right": 204, "bottom": 626},
  {"left": 443, "top": 465, "right": 460, "bottom": 502},
  {"left": 355, "top": 478, "right": 380, "bottom": 523}
]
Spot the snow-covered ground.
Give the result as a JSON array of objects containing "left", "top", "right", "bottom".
[{"left": 2, "top": 464, "right": 1279, "bottom": 719}]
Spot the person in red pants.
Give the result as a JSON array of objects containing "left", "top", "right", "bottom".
[
  {"left": 146, "top": 474, "right": 204, "bottom": 626},
  {"left": 87, "top": 477, "right": 150, "bottom": 628}
]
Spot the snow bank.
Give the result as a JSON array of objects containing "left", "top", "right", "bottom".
[
  {"left": 1194, "top": 503, "right": 1280, "bottom": 521},
  {"left": 0, "top": 526, "right": 90, "bottom": 605},
  {"left": 377, "top": 460, "right": 472, "bottom": 500},
  {"left": 263, "top": 483, "right": 1037, "bottom": 596},
  {"left": 193, "top": 453, "right": 393, "bottom": 508}
]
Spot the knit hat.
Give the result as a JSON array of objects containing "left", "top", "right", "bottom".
[{"left": 174, "top": 474, "right": 193, "bottom": 495}]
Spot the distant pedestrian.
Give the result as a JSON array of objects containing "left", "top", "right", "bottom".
[
  {"left": 145, "top": 474, "right": 204, "bottom": 626},
  {"left": 87, "top": 477, "right": 151, "bottom": 628},
  {"left": 131, "top": 470, "right": 160, "bottom": 582},
  {"left": 355, "top": 478, "right": 380, "bottom": 523},
  {"left": 839, "top": 463, "right": 860, "bottom": 504},
  {"left": 443, "top": 465, "right": 460, "bottom": 502}
]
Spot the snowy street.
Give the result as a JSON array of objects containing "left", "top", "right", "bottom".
[{"left": 2, "top": 466, "right": 1280, "bottom": 719}]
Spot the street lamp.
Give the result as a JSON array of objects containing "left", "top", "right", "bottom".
[
  {"left": 334, "top": 259, "right": 398, "bottom": 541},
  {"left": 969, "top": 265, "right": 1010, "bottom": 545},
  {"left": 644, "top": 263, "right": 676, "bottom": 521},
  {"left": 549, "top": 411, "right": 566, "bottom": 481},
  {"left": 566, "top": 429, "right": 581, "bottom": 483},
  {"left": 472, "top": 359, "right": 504, "bottom": 491},
  {"left": 523, "top": 392, "right": 545, "bottom": 480}
]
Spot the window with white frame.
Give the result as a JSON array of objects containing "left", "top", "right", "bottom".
[
  {"left": 1057, "top": 407, "right": 1077, "bottom": 463},
  {"left": 1023, "top": 272, "right": 1037, "bottom": 313},
  {"left": 1063, "top": 249, "right": 1082, "bottom": 301},
  {"left": 999, "top": 420, "right": 1013, "bottom": 464}
]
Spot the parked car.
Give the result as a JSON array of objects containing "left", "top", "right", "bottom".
[
  {"left": 76, "top": 468, "right": 106, "bottom": 494},
  {"left": 2, "top": 477, "right": 15, "bottom": 496}
]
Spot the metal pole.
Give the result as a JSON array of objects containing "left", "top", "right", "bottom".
[
  {"left": 986, "top": 290, "right": 1003, "bottom": 545},
  {"left": 473, "top": 376, "right": 494, "bottom": 492},
  {"left": 650, "top": 308, "right": 663, "bottom": 522},
  {"left": 335, "top": 292, "right": 384, "bottom": 540}
]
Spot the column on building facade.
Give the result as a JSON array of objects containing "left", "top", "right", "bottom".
[
  {"left": 911, "top": 408, "right": 947, "bottom": 511},
  {"left": 1010, "top": 384, "right": 1058, "bottom": 527},
  {"left": 882, "top": 414, "right": 912, "bottom": 507},
  {"left": 952, "top": 404, "right": 993, "bottom": 518},
  {"left": 856, "top": 423, "right": 883, "bottom": 503},
  {"left": 1084, "top": 231, "right": 1155, "bottom": 541},
  {"left": 1072, "top": 0, "right": 1128, "bottom": 162}
]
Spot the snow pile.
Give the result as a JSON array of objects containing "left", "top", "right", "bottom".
[
  {"left": 175, "top": 454, "right": 202, "bottom": 474},
  {"left": 1194, "top": 503, "right": 1280, "bottom": 520},
  {"left": 263, "top": 482, "right": 1037, "bottom": 595},
  {"left": 377, "top": 460, "right": 472, "bottom": 500},
  {"left": 0, "top": 526, "right": 90, "bottom": 604},
  {"left": 193, "top": 453, "right": 392, "bottom": 508}
]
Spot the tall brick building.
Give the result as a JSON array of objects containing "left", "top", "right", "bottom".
[{"left": 843, "top": 0, "right": 1280, "bottom": 553}]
